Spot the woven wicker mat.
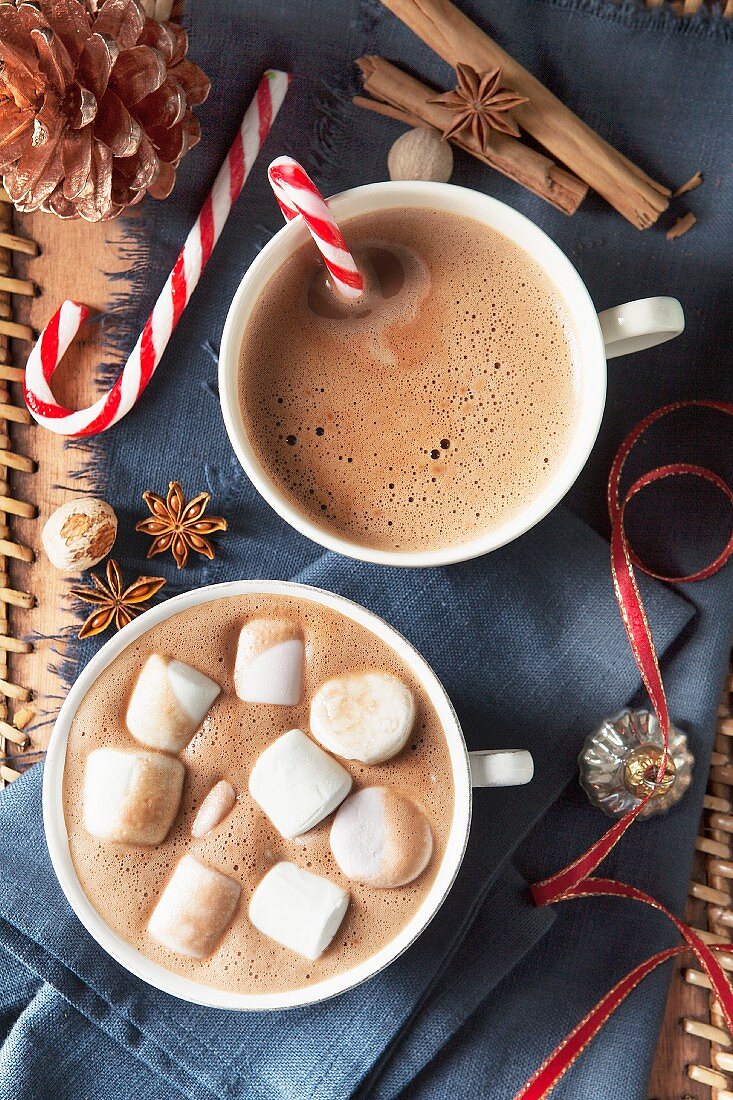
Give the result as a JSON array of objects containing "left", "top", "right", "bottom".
[
  {"left": 646, "top": 672, "right": 733, "bottom": 1100},
  {"left": 2, "top": 211, "right": 132, "bottom": 762},
  {"left": 0, "top": 2, "right": 729, "bottom": 1097}
]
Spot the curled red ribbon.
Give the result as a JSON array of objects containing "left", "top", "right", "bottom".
[{"left": 516, "top": 401, "right": 733, "bottom": 1100}]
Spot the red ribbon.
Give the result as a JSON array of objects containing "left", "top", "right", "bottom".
[{"left": 516, "top": 401, "right": 733, "bottom": 1099}]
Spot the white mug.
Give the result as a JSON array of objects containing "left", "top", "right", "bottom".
[
  {"left": 219, "top": 182, "right": 684, "bottom": 568},
  {"left": 43, "top": 579, "right": 534, "bottom": 1011}
]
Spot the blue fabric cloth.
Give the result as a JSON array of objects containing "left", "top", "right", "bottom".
[{"left": 0, "top": 1, "right": 732, "bottom": 1098}]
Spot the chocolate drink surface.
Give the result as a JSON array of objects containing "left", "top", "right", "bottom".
[
  {"left": 62, "top": 593, "right": 455, "bottom": 994},
  {"left": 238, "top": 207, "right": 581, "bottom": 552}
]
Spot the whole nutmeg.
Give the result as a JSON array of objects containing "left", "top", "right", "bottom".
[
  {"left": 387, "top": 127, "right": 454, "bottom": 183},
  {"left": 42, "top": 498, "right": 118, "bottom": 573}
]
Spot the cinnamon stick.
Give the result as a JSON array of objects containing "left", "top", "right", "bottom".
[
  {"left": 353, "top": 95, "right": 426, "bottom": 130},
  {"left": 379, "top": 0, "right": 671, "bottom": 228},
  {"left": 356, "top": 57, "right": 588, "bottom": 216}
]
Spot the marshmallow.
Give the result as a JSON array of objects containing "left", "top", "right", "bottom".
[
  {"left": 310, "top": 671, "right": 415, "bottom": 764},
  {"left": 248, "top": 728, "right": 352, "bottom": 838},
  {"left": 330, "top": 786, "right": 433, "bottom": 887},
  {"left": 148, "top": 854, "right": 241, "bottom": 958},
  {"left": 234, "top": 618, "right": 304, "bottom": 705},
  {"left": 191, "top": 779, "right": 236, "bottom": 838},
  {"left": 83, "top": 748, "right": 184, "bottom": 845},
  {"left": 126, "top": 654, "right": 220, "bottom": 753},
  {"left": 249, "top": 861, "right": 349, "bottom": 960}
]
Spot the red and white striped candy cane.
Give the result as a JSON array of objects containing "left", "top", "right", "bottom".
[
  {"left": 24, "top": 70, "right": 291, "bottom": 438},
  {"left": 267, "top": 156, "right": 364, "bottom": 300}
]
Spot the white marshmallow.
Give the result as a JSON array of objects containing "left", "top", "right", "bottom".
[
  {"left": 310, "top": 671, "right": 415, "bottom": 764},
  {"left": 234, "top": 619, "right": 304, "bottom": 705},
  {"left": 148, "top": 854, "right": 241, "bottom": 958},
  {"left": 83, "top": 748, "right": 184, "bottom": 845},
  {"left": 249, "top": 861, "right": 349, "bottom": 960},
  {"left": 126, "top": 654, "right": 220, "bottom": 753},
  {"left": 191, "top": 779, "right": 237, "bottom": 838},
  {"left": 330, "top": 786, "right": 433, "bottom": 887},
  {"left": 248, "top": 728, "right": 352, "bottom": 838}
]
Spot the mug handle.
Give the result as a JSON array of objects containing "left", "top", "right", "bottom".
[
  {"left": 469, "top": 749, "right": 534, "bottom": 787},
  {"left": 598, "top": 296, "right": 684, "bottom": 360}
]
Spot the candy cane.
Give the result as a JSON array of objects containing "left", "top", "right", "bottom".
[
  {"left": 267, "top": 156, "right": 364, "bottom": 300},
  {"left": 24, "top": 70, "right": 291, "bottom": 438}
]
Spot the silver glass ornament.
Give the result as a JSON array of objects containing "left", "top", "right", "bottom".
[{"left": 578, "top": 708, "right": 693, "bottom": 819}]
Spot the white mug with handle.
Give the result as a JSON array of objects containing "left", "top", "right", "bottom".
[
  {"left": 219, "top": 181, "right": 684, "bottom": 568},
  {"left": 43, "top": 579, "right": 533, "bottom": 1011}
]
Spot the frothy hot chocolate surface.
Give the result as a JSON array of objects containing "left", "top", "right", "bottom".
[
  {"left": 238, "top": 207, "right": 581, "bottom": 553},
  {"left": 62, "top": 594, "right": 454, "bottom": 995}
]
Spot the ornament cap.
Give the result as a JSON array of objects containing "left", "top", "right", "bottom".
[{"left": 622, "top": 743, "right": 676, "bottom": 800}]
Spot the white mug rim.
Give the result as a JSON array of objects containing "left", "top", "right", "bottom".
[
  {"left": 43, "top": 579, "right": 472, "bottom": 1011},
  {"left": 219, "top": 181, "right": 607, "bottom": 567}
]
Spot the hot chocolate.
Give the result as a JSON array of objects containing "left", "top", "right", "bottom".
[
  {"left": 62, "top": 593, "right": 454, "bottom": 994},
  {"left": 237, "top": 207, "right": 581, "bottom": 553}
]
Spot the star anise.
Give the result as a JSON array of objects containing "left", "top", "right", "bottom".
[
  {"left": 70, "top": 560, "right": 166, "bottom": 640},
  {"left": 135, "top": 481, "right": 228, "bottom": 570},
  {"left": 429, "top": 64, "right": 528, "bottom": 151}
]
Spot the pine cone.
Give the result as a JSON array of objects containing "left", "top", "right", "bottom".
[{"left": 0, "top": 0, "right": 210, "bottom": 221}]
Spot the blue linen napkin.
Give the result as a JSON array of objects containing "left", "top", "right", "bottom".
[
  {"left": 387, "top": 575, "right": 732, "bottom": 1100},
  {"left": 1, "top": 1, "right": 732, "bottom": 1097},
  {"left": 0, "top": 510, "right": 692, "bottom": 1100}
]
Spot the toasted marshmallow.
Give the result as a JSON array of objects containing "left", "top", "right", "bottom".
[
  {"left": 83, "top": 748, "right": 184, "bottom": 845},
  {"left": 310, "top": 671, "right": 415, "bottom": 764},
  {"left": 248, "top": 728, "right": 351, "bottom": 838},
  {"left": 330, "top": 786, "right": 433, "bottom": 887},
  {"left": 191, "top": 779, "right": 236, "bottom": 838},
  {"left": 249, "top": 861, "right": 349, "bottom": 960},
  {"left": 234, "top": 618, "right": 304, "bottom": 705},
  {"left": 148, "top": 855, "right": 241, "bottom": 958},
  {"left": 126, "top": 654, "right": 220, "bottom": 753}
]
